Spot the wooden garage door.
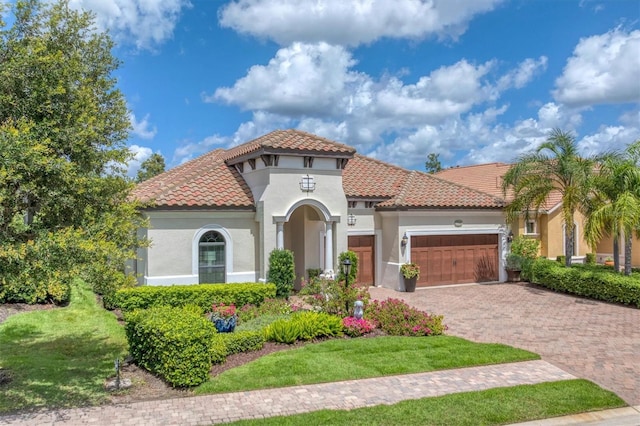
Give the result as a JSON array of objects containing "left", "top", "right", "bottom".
[
  {"left": 348, "top": 235, "right": 375, "bottom": 286},
  {"left": 411, "top": 234, "right": 498, "bottom": 287}
]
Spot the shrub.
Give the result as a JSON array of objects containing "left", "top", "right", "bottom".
[
  {"left": 124, "top": 305, "right": 217, "bottom": 387},
  {"left": 236, "top": 314, "right": 292, "bottom": 332},
  {"left": 214, "top": 330, "right": 265, "bottom": 356},
  {"left": 400, "top": 263, "right": 420, "bottom": 279},
  {"left": 300, "top": 277, "right": 370, "bottom": 317},
  {"left": 556, "top": 255, "right": 566, "bottom": 264},
  {"left": 528, "top": 258, "right": 640, "bottom": 307},
  {"left": 307, "top": 268, "right": 322, "bottom": 280},
  {"left": 505, "top": 253, "right": 524, "bottom": 271},
  {"left": 237, "top": 298, "right": 300, "bottom": 323},
  {"left": 337, "top": 251, "right": 358, "bottom": 284},
  {"left": 510, "top": 236, "right": 540, "bottom": 259},
  {"left": 366, "top": 299, "right": 446, "bottom": 336},
  {"left": 267, "top": 249, "right": 295, "bottom": 298},
  {"left": 111, "top": 283, "right": 276, "bottom": 312},
  {"left": 585, "top": 253, "right": 596, "bottom": 264},
  {"left": 263, "top": 311, "right": 343, "bottom": 343},
  {"left": 342, "top": 317, "right": 375, "bottom": 337}
]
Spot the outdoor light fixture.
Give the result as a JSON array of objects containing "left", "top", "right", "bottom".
[
  {"left": 401, "top": 232, "right": 408, "bottom": 247},
  {"left": 299, "top": 174, "right": 315, "bottom": 193},
  {"left": 347, "top": 214, "right": 357, "bottom": 226},
  {"left": 507, "top": 231, "right": 514, "bottom": 243},
  {"left": 342, "top": 258, "right": 352, "bottom": 313}
]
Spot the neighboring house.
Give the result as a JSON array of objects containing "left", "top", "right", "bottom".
[
  {"left": 436, "top": 163, "right": 590, "bottom": 263},
  {"left": 132, "top": 129, "right": 508, "bottom": 291}
]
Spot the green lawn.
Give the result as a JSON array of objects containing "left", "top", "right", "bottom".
[
  {"left": 196, "top": 335, "right": 539, "bottom": 394},
  {"left": 226, "top": 380, "right": 625, "bottom": 426},
  {"left": 0, "top": 282, "right": 128, "bottom": 413}
]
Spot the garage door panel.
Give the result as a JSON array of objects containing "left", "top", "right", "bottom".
[{"left": 411, "top": 234, "right": 499, "bottom": 287}]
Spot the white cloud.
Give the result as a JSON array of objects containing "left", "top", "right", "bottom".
[
  {"left": 219, "top": 0, "right": 504, "bottom": 46},
  {"left": 497, "top": 56, "right": 548, "bottom": 91},
  {"left": 554, "top": 28, "right": 640, "bottom": 107},
  {"left": 129, "top": 112, "right": 157, "bottom": 139},
  {"left": 127, "top": 144, "right": 153, "bottom": 176},
  {"left": 68, "top": 0, "right": 191, "bottom": 50}
]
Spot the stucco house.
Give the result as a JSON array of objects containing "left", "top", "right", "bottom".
[{"left": 132, "top": 129, "right": 510, "bottom": 290}]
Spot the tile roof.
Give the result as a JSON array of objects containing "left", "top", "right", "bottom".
[
  {"left": 435, "top": 162, "right": 563, "bottom": 211},
  {"left": 223, "top": 129, "right": 355, "bottom": 162},
  {"left": 132, "top": 149, "right": 254, "bottom": 208},
  {"left": 132, "top": 129, "right": 501, "bottom": 210}
]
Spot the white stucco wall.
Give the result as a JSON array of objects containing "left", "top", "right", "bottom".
[{"left": 142, "top": 211, "right": 257, "bottom": 285}]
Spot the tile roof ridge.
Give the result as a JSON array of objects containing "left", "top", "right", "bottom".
[
  {"left": 354, "top": 153, "right": 412, "bottom": 174},
  {"left": 389, "top": 170, "right": 419, "bottom": 206},
  {"left": 439, "top": 162, "right": 511, "bottom": 172},
  {"left": 288, "top": 128, "right": 356, "bottom": 151}
]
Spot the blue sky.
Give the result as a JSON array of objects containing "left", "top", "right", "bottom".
[{"left": 65, "top": 1, "right": 640, "bottom": 174}]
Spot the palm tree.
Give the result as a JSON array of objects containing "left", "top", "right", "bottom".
[
  {"left": 502, "top": 129, "right": 597, "bottom": 267},
  {"left": 584, "top": 141, "right": 640, "bottom": 275}
]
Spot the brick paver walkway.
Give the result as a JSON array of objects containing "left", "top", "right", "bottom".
[
  {"left": 370, "top": 283, "right": 640, "bottom": 406},
  {"left": 0, "top": 360, "right": 572, "bottom": 426}
]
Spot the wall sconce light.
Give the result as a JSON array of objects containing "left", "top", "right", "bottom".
[
  {"left": 347, "top": 214, "right": 356, "bottom": 226},
  {"left": 299, "top": 174, "right": 315, "bottom": 193},
  {"left": 507, "top": 231, "right": 514, "bottom": 243},
  {"left": 454, "top": 219, "right": 463, "bottom": 227},
  {"left": 401, "top": 232, "right": 408, "bottom": 247}
]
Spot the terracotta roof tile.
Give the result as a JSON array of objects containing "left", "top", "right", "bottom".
[
  {"left": 343, "top": 155, "right": 409, "bottom": 198},
  {"left": 223, "top": 129, "right": 355, "bottom": 162}
]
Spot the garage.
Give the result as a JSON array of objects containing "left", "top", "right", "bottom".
[
  {"left": 411, "top": 234, "right": 499, "bottom": 287},
  {"left": 348, "top": 235, "right": 375, "bottom": 286}
]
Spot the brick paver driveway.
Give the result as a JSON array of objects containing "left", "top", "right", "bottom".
[{"left": 370, "top": 283, "right": 640, "bottom": 405}]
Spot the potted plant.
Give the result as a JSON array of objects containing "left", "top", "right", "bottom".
[
  {"left": 505, "top": 253, "right": 523, "bottom": 282},
  {"left": 400, "top": 263, "right": 420, "bottom": 292},
  {"left": 210, "top": 302, "right": 237, "bottom": 333},
  {"left": 604, "top": 257, "right": 614, "bottom": 267}
]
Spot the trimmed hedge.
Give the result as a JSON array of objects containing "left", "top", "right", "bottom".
[
  {"left": 112, "top": 283, "right": 277, "bottom": 312},
  {"left": 125, "top": 305, "right": 217, "bottom": 387},
  {"left": 263, "top": 311, "right": 343, "bottom": 344},
  {"left": 214, "top": 330, "right": 265, "bottom": 356},
  {"left": 527, "top": 258, "right": 640, "bottom": 308}
]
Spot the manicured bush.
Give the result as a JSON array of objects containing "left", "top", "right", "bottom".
[
  {"left": 111, "top": 283, "right": 276, "bottom": 312},
  {"left": 124, "top": 305, "right": 217, "bottom": 387},
  {"left": 556, "top": 255, "right": 566, "bottom": 264},
  {"left": 237, "top": 298, "right": 301, "bottom": 323},
  {"left": 510, "top": 236, "right": 540, "bottom": 259},
  {"left": 366, "top": 299, "right": 446, "bottom": 336},
  {"left": 214, "top": 330, "right": 265, "bottom": 356},
  {"left": 267, "top": 249, "right": 295, "bottom": 298},
  {"left": 236, "top": 314, "right": 292, "bottom": 332},
  {"left": 528, "top": 258, "right": 640, "bottom": 307},
  {"left": 585, "top": 253, "right": 596, "bottom": 265},
  {"left": 263, "top": 311, "right": 343, "bottom": 343}
]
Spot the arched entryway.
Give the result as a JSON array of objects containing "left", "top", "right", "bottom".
[{"left": 198, "top": 231, "right": 226, "bottom": 283}]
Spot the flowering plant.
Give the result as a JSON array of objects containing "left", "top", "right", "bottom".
[
  {"left": 342, "top": 316, "right": 374, "bottom": 337},
  {"left": 400, "top": 263, "right": 420, "bottom": 279},
  {"left": 211, "top": 302, "right": 236, "bottom": 319}
]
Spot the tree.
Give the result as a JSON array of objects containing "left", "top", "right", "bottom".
[
  {"left": 136, "top": 153, "right": 166, "bottom": 183},
  {"left": 425, "top": 153, "right": 443, "bottom": 174},
  {"left": 0, "top": 0, "right": 144, "bottom": 302},
  {"left": 584, "top": 141, "right": 640, "bottom": 275},
  {"left": 502, "top": 129, "right": 597, "bottom": 267}
]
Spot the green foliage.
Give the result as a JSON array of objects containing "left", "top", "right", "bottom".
[
  {"left": 366, "top": 299, "right": 447, "bottom": 336},
  {"left": 237, "top": 298, "right": 297, "bottom": 323},
  {"left": 307, "top": 268, "right": 322, "bottom": 279},
  {"left": 263, "top": 311, "right": 343, "bottom": 344},
  {"left": 400, "top": 262, "right": 420, "bottom": 279},
  {"left": 267, "top": 249, "right": 295, "bottom": 298},
  {"left": 214, "top": 331, "right": 265, "bottom": 356},
  {"left": 0, "top": 1, "right": 146, "bottom": 303},
  {"left": 556, "top": 255, "right": 566, "bottom": 264},
  {"left": 505, "top": 253, "right": 524, "bottom": 271},
  {"left": 124, "top": 305, "right": 217, "bottom": 387},
  {"left": 510, "top": 236, "right": 540, "bottom": 259},
  {"left": 585, "top": 253, "right": 596, "bottom": 264},
  {"left": 425, "top": 152, "right": 443, "bottom": 174},
  {"left": 336, "top": 250, "right": 358, "bottom": 284},
  {"left": 528, "top": 258, "right": 640, "bottom": 307},
  {"left": 300, "top": 277, "right": 370, "bottom": 317},
  {"left": 136, "top": 153, "right": 166, "bottom": 183},
  {"left": 111, "top": 283, "right": 277, "bottom": 312},
  {"left": 235, "top": 314, "right": 291, "bottom": 333}
]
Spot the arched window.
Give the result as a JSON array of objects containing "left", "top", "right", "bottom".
[{"left": 199, "top": 231, "right": 225, "bottom": 283}]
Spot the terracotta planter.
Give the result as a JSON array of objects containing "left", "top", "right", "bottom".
[
  {"left": 403, "top": 276, "right": 417, "bottom": 292},
  {"left": 604, "top": 261, "right": 614, "bottom": 267}
]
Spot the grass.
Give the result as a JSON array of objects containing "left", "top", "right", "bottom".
[
  {"left": 0, "top": 282, "right": 128, "bottom": 414},
  {"left": 226, "top": 379, "right": 625, "bottom": 426},
  {"left": 195, "top": 335, "right": 539, "bottom": 394}
]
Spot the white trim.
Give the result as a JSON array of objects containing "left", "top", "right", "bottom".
[
  {"left": 375, "top": 229, "right": 382, "bottom": 286},
  {"left": 347, "top": 229, "right": 375, "bottom": 236},
  {"left": 277, "top": 198, "right": 334, "bottom": 222},
  {"left": 524, "top": 219, "right": 537, "bottom": 235},
  {"left": 144, "top": 272, "right": 258, "bottom": 286},
  {"left": 546, "top": 202, "right": 563, "bottom": 214},
  {"left": 192, "top": 225, "right": 234, "bottom": 282}
]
